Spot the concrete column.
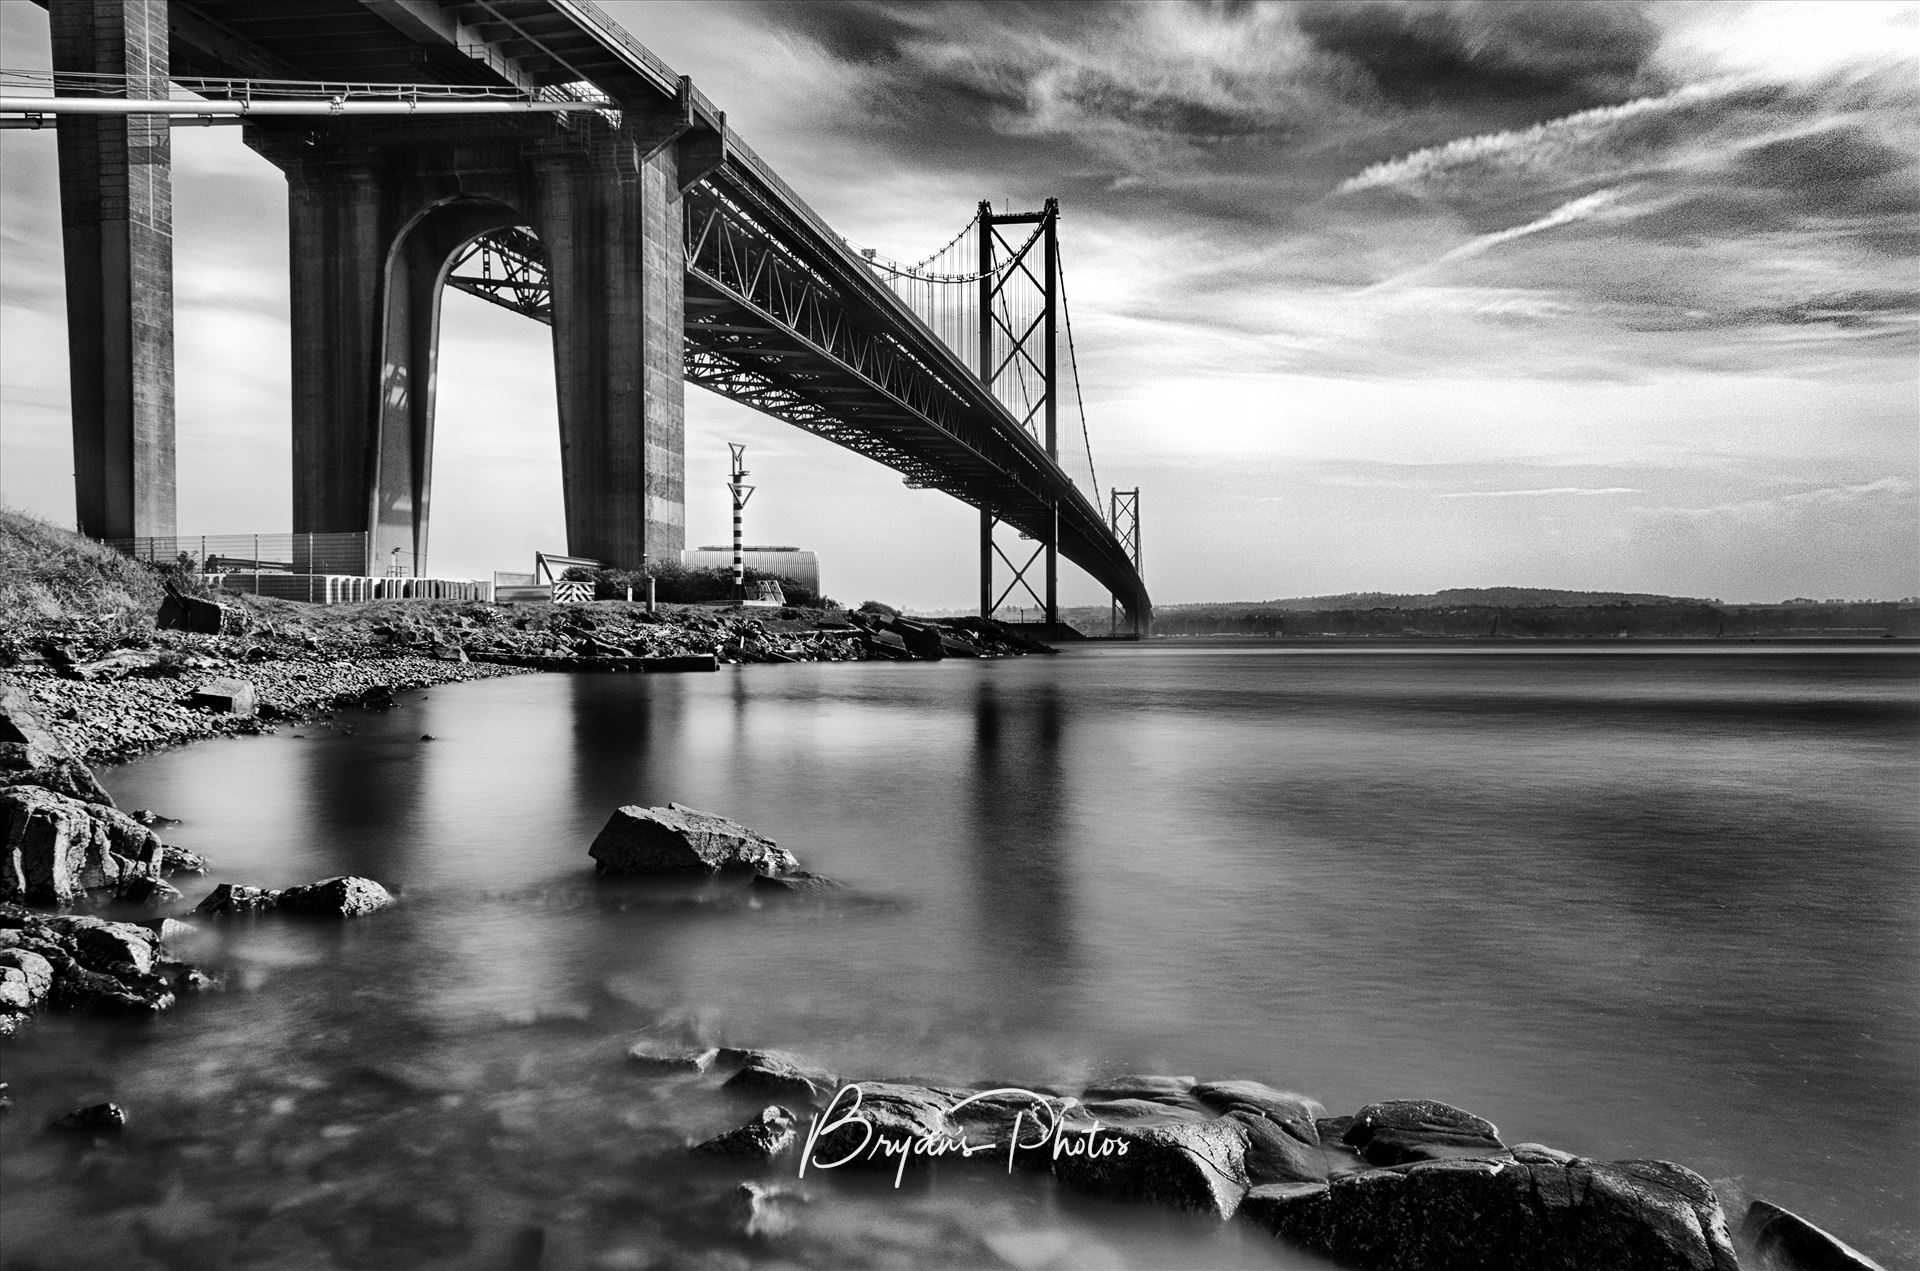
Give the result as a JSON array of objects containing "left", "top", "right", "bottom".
[
  {"left": 533, "top": 145, "right": 685, "bottom": 570},
  {"left": 51, "top": 0, "right": 175, "bottom": 541},
  {"left": 283, "top": 158, "right": 388, "bottom": 572}
]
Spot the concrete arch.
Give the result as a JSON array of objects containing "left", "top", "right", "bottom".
[
  {"left": 369, "top": 196, "right": 527, "bottom": 575},
  {"left": 262, "top": 121, "right": 686, "bottom": 579}
]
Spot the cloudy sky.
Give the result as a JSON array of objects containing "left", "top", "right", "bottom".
[{"left": 1, "top": 1, "right": 1915, "bottom": 607}]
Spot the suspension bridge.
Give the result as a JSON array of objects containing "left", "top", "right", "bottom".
[{"left": 5, "top": 0, "right": 1149, "bottom": 631}]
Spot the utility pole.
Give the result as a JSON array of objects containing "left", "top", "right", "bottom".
[{"left": 727, "top": 443, "right": 754, "bottom": 602}]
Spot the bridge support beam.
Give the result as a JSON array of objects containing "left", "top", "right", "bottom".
[
  {"left": 255, "top": 115, "right": 685, "bottom": 575},
  {"left": 51, "top": 0, "right": 176, "bottom": 542}
]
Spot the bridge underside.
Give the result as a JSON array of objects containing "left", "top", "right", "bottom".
[{"left": 36, "top": 0, "right": 1149, "bottom": 624}]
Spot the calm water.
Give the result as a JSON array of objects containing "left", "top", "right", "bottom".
[{"left": 3, "top": 643, "right": 1915, "bottom": 1269}]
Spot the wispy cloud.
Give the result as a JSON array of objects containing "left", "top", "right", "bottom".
[{"left": 1436, "top": 486, "right": 1645, "bottom": 499}]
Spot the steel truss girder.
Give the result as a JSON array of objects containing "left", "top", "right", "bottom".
[
  {"left": 446, "top": 225, "right": 550, "bottom": 320},
  {"left": 435, "top": 174, "right": 1148, "bottom": 624},
  {"left": 990, "top": 529, "right": 1048, "bottom": 614}
]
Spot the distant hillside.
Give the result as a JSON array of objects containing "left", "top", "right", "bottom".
[
  {"left": 1058, "top": 588, "right": 1918, "bottom": 639},
  {"left": 1165, "top": 587, "right": 1715, "bottom": 612}
]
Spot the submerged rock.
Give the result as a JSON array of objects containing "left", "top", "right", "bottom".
[
  {"left": 48, "top": 1101, "right": 129, "bottom": 1134},
  {"left": 1243, "top": 1152, "right": 1740, "bottom": 1271},
  {"left": 0, "top": 785, "right": 163, "bottom": 904},
  {"left": 1341, "top": 1098, "right": 1504, "bottom": 1165},
  {"left": 748, "top": 869, "right": 842, "bottom": 896},
  {"left": 693, "top": 1105, "right": 798, "bottom": 1161},
  {"left": 729, "top": 1180, "right": 808, "bottom": 1241},
  {"left": 115, "top": 875, "right": 183, "bottom": 907},
  {"left": 1051, "top": 1116, "right": 1252, "bottom": 1219},
  {"left": 1193, "top": 1080, "right": 1326, "bottom": 1146},
  {"left": 1741, "top": 1199, "right": 1889, "bottom": 1271},
  {"left": 195, "top": 883, "right": 283, "bottom": 917},
  {"left": 1082, "top": 1074, "right": 1205, "bottom": 1111},
  {"left": 724, "top": 1049, "right": 839, "bottom": 1105},
  {"left": 626, "top": 1040, "right": 721, "bottom": 1073},
  {"left": 589, "top": 803, "right": 799, "bottom": 876}
]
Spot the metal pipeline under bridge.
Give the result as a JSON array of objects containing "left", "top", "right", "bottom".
[{"left": 0, "top": 96, "right": 598, "bottom": 127}]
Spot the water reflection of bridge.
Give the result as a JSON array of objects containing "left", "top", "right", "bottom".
[{"left": 20, "top": 0, "right": 1148, "bottom": 631}]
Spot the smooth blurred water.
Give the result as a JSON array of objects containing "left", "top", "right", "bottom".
[{"left": 3, "top": 643, "right": 1915, "bottom": 1269}]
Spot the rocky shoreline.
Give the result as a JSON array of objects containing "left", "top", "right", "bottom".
[{"left": 1, "top": 593, "right": 1053, "bottom": 765}]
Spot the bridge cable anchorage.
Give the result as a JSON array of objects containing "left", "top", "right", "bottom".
[{"left": 1057, "top": 241, "right": 1102, "bottom": 515}]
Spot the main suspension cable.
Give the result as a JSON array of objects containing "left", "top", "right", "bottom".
[{"left": 1058, "top": 241, "right": 1102, "bottom": 514}]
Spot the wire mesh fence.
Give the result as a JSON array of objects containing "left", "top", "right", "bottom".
[
  {"left": 105, "top": 533, "right": 492, "bottom": 603},
  {"left": 109, "top": 532, "right": 377, "bottom": 578}
]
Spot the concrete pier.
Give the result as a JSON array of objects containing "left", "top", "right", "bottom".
[
  {"left": 249, "top": 114, "right": 685, "bottom": 575},
  {"left": 52, "top": 0, "right": 176, "bottom": 541}
]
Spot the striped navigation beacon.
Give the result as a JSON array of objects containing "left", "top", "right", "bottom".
[{"left": 727, "top": 443, "right": 755, "bottom": 603}]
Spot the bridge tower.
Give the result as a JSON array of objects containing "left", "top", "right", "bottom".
[
  {"left": 1109, "top": 488, "right": 1142, "bottom": 636},
  {"left": 976, "top": 199, "right": 1058, "bottom": 626}
]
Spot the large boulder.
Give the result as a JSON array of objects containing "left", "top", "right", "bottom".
[
  {"left": 1242, "top": 1150, "right": 1740, "bottom": 1271},
  {"left": 157, "top": 587, "right": 239, "bottom": 635},
  {"left": 805, "top": 1082, "right": 957, "bottom": 1171},
  {"left": 588, "top": 803, "right": 799, "bottom": 876},
  {"left": 1741, "top": 1200, "right": 1888, "bottom": 1271},
  {"left": 1341, "top": 1098, "right": 1504, "bottom": 1165},
  {"left": 1051, "top": 1116, "right": 1252, "bottom": 1219},
  {"left": 0, "top": 686, "right": 114, "bottom": 806},
  {"left": 279, "top": 875, "right": 394, "bottom": 918},
  {"left": 187, "top": 677, "right": 256, "bottom": 717},
  {"left": 0, "top": 785, "right": 163, "bottom": 904},
  {"left": 195, "top": 876, "right": 394, "bottom": 919}
]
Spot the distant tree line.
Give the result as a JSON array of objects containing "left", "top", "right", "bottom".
[{"left": 1132, "top": 601, "right": 1917, "bottom": 639}]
